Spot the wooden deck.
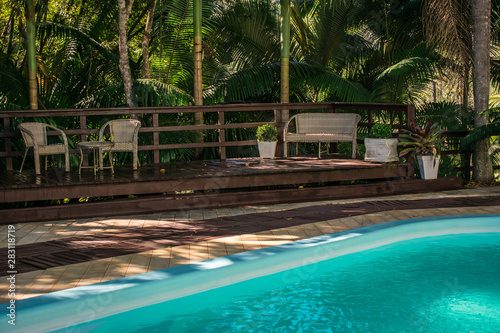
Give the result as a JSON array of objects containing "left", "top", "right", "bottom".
[
  {"left": 0, "top": 156, "right": 465, "bottom": 223},
  {"left": 0, "top": 156, "right": 409, "bottom": 202}
]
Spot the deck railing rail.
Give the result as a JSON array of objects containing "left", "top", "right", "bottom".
[
  {"left": 0, "top": 102, "right": 414, "bottom": 170},
  {"left": 0, "top": 102, "right": 470, "bottom": 178}
]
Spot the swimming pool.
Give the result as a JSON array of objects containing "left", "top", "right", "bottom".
[{"left": 2, "top": 215, "right": 500, "bottom": 332}]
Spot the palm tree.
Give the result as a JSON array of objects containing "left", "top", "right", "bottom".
[
  {"left": 26, "top": 0, "right": 37, "bottom": 109},
  {"left": 117, "top": 0, "right": 135, "bottom": 108},
  {"left": 424, "top": 0, "right": 496, "bottom": 182},
  {"left": 204, "top": 0, "right": 371, "bottom": 104},
  {"left": 471, "top": 0, "right": 494, "bottom": 182}
]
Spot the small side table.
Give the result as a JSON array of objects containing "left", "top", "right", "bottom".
[{"left": 77, "top": 141, "right": 114, "bottom": 175}]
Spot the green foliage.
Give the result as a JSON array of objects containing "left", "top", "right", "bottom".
[
  {"left": 0, "top": 0, "right": 498, "bottom": 168},
  {"left": 368, "top": 123, "right": 393, "bottom": 139},
  {"left": 256, "top": 124, "right": 277, "bottom": 142},
  {"left": 461, "top": 106, "right": 500, "bottom": 157},
  {"left": 416, "top": 102, "right": 473, "bottom": 131},
  {"left": 398, "top": 121, "right": 445, "bottom": 158}
]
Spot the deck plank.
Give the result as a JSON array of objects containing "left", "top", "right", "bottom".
[{"left": 0, "top": 157, "right": 408, "bottom": 203}]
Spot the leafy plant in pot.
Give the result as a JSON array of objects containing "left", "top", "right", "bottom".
[
  {"left": 398, "top": 121, "right": 445, "bottom": 179},
  {"left": 364, "top": 123, "right": 399, "bottom": 162},
  {"left": 256, "top": 124, "right": 278, "bottom": 159}
]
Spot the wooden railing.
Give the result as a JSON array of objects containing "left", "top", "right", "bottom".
[{"left": 1, "top": 102, "right": 417, "bottom": 171}]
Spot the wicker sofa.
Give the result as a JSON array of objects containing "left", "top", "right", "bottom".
[{"left": 283, "top": 113, "right": 361, "bottom": 158}]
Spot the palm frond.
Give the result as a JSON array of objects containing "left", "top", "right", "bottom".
[
  {"left": 0, "top": 52, "right": 29, "bottom": 107},
  {"left": 134, "top": 79, "right": 194, "bottom": 106},
  {"left": 204, "top": 62, "right": 281, "bottom": 103},
  {"left": 38, "top": 22, "right": 120, "bottom": 65},
  {"left": 303, "top": 66, "right": 371, "bottom": 102},
  {"left": 423, "top": 0, "right": 472, "bottom": 70},
  {"left": 416, "top": 102, "right": 473, "bottom": 131},
  {"left": 461, "top": 122, "right": 500, "bottom": 150}
]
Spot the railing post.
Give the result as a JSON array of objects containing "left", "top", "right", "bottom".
[
  {"left": 274, "top": 108, "right": 283, "bottom": 158},
  {"left": 79, "top": 115, "right": 89, "bottom": 167},
  {"left": 367, "top": 109, "right": 373, "bottom": 127},
  {"left": 463, "top": 150, "right": 472, "bottom": 182},
  {"left": 218, "top": 111, "right": 226, "bottom": 163},
  {"left": 405, "top": 104, "right": 416, "bottom": 178},
  {"left": 328, "top": 103, "right": 337, "bottom": 154},
  {"left": 153, "top": 113, "right": 160, "bottom": 164},
  {"left": 4, "top": 118, "right": 13, "bottom": 171},
  {"left": 406, "top": 104, "right": 415, "bottom": 127}
]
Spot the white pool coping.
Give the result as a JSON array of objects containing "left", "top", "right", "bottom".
[{"left": 2, "top": 214, "right": 500, "bottom": 332}]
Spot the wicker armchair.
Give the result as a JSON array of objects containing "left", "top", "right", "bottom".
[
  {"left": 98, "top": 119, "right": 141, "bottom": 170},
  {"left": 18, "top": 122, "right": 70, "bottom": 174},
  {"left": 284, "top": 113, "right": 361, "bottom": 158}
]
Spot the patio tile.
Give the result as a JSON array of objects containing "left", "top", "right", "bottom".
[
  {"left": 127, "top": 218, "right": 147, "bottom": 228},
  {"left": 9, "top": 270, "right": 44, "bottom": 301},
  {"left": 299, "top": 224, "right": 323, "bottom": 238},
  {"left": 142, "top": 217, "right": 161, "bottom": 228},
  {"left": 350, "top": 215, "right": 375, "bottom": 227},
  {"left": 147, "top": 248, "right": 172, "bottom": 272},
  {"left": 75, "top": 258, "right": 113, "bottom": 287},
  {"left": 16, "top": 223, "right": 55, "bottom": 245},
  {"left": 206, "top": 240, "right": 229, "bottom": 259},
  {"left": 312, "top": 221, "right": 339, "bottom": 235},
  {"left": 363, "top": 212, "right": 395, "bottom": 224},
  {"left": 125, "top": 252, "right": 153, "bottom": 276},
  {"left": 222, "top": 235, "right": 246, "bottom": 255},
  {"left": 50, "top": 261, "right": 92, "bottom": 292},
  {"left": 255, "top": 230, "right": 280, "bottom": 247},
  {"left": 169, "top": 245, "right": 191, "bottom": 267},
  {"left": 159, "top": 211, "right": 176, "bottom": 221},
  {"left": 285, "top": 225, "right": 309, "bottom": 240},
  {"left": 270, "top": 229, "right": 295, "bottom": 244},
  {"left": 174, "top": 210, "right": 190, "bottom": 221},
  {"left": 475, "top": 206, "right": 500, "bottom": 214},
  {"left": 324, "top": 220, "right": 351, "bottom": 233},
  {"left": 202, "top": 209, "right": 218, "bottom": 220},
  {"left": 21, "top": 266, "right": 69, "bottom": 299},
  {"left": 189, "top": 242, "right": 210, "bottom": 262},
  {"left": 240, "top": 234, "right": 263, "bottom": 251},
  {"left": 189, "top": 210, "right": 204, "bottom": 221},
  {"left": 339, "top": 217, "right": 363, "bottom": 229},
  {"left": 101, "top": 255, "right": 135, "bottom": 282}
]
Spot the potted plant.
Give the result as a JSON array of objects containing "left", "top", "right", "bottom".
[
  {"left": 364, "top": 123, "right": 399, "bottom": 162},
  {"left": 398, "top": 120, "right": 445, "bottom": 179},
  {"left": 256, "top": 124, "right": 278, "bottom": 159}
]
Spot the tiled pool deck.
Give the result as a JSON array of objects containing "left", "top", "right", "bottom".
[{"left": 1, "top": 186, "right": 500, "bottom": 304}]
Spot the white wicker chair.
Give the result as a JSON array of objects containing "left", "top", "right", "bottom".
[
  {"left": 284, "top": 113, "right": 361, "bottom": 158},
  {"left": 98, "top": 119, "right": 141, "bottom": 170},
  {"left": 18, "top": 122, "right": 70, "bottom": 174}
]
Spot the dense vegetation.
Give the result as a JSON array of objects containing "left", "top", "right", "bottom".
[{"left": 1, "top": 0, "right": 500, "bottom": 174}]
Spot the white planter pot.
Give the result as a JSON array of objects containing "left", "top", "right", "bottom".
[
  {"left": 258, "top": 141, "right": 277, "bottom": 159},
  {"left": 364, "top": 138, "right": 399, "bottom": 162},
  {"left": 417, "top": 155, "right": 440, "bottom": 179}
]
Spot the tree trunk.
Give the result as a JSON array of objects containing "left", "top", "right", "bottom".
[
  {"left": 280, "top": 0, "right": 290, "bottom": 158},
  {"left": 117, "top": 0, "right": 135, "bottom": 109},
  {"left": 26, "top": 0, "right": 37, "bottom": 109},
  {"left": 141, "top": 0, "right": 156, "bottom": 79},
  {"left": 193, "top": 0, "right": 204, "bottom": 159},
  {"left": 471, "top": 0, "right": 494, "bottom": 182},
  {"left": 280, "top": 0, "right": 290, "bottom": 110},
  {"left": 193, "top": 0, "right": 203, "bottom": 107}
]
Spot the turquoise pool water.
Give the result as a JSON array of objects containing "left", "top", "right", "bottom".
[
  {"left": 2, "top": 215, "right": 500, "bottom": 332},
  {"left": 59, "top": 232, "right": 500, "bottom": 333}
]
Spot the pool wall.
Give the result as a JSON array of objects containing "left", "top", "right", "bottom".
[{"left": 2, "top": 214, "right": 500, "bottom": 332}]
